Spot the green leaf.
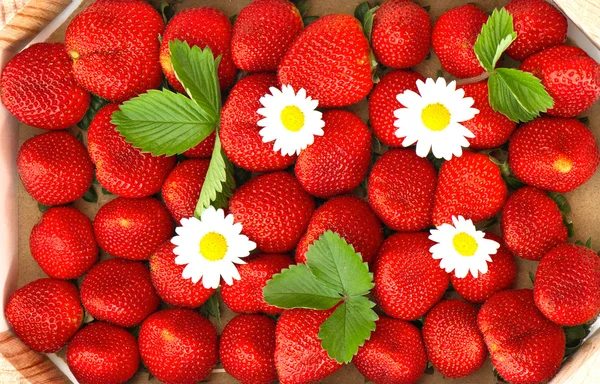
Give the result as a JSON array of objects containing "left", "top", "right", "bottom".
[
  {"left": 547, "top": 192, "right": 571, "bottom": 214},
  {"left": 37, "top": 202, "right": 51, "bottom": 213},
  {"left": 199, "top": 292, "right": 221, "bottom": 323},
  {"left": 159, "top": 1, "right": 174, "bottom": 24},
  {"left": 82, "top": 187, "right": 98, "bottom": 203},
  {"left": 529, "top": 272, "right": 535, "bottom": 284},
  {"left": 78, "top": 94, "right": 110, "bottom": 131},
  {"left": 293, "top": 0, "right": 311, "bottom": 16},
  {"left": 362, "top": 6, "right": 378, "bottom": 40},
  {"left": 101, "top": 187, "right": 113, "bottom": 195},
  {"left": 474, "top": 8, "right": 517, "bottom": 72},
  {"left": 318, "top": 296, "right": 378, "bottom": 363},
  {"left": 354, "top": 2, "right": 370, "bottom": 21},
  {"left": 303, "top": 16, "right": 319, "bottom": 26},
  {"left": 578, "top": 116, "right": 590, "bottom": 126}
]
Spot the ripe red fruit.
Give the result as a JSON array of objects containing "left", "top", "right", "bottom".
[
  {"left": 0, "top": 43, "right": 89, "bottom": 130},
  {"left": 5, "top": 279, "right": 83, "bottom": 353},
  {"left": 478, "top": 289, "right": 565, "bottom": 384},
  {"left": 423, "top": 300, "right": 487, "bottom": 378},
  {"left": 278, "top": 14, "right": 373, "bottom": 107},
  {"left": 80, "top": 259, "right": 160, "bottom": 327},
  {"left": 220, "top": 314, "right": 278, "bottom": 384},
  {"left": 30, "top": 206, "right": 97, "bottom": 279},
  {"left": 66, "top": 322, "right": 139, "bottom": 384},
  {"left": 508, "top": 116, "right": 600, "bottom": 193},
  {"left": 232, "top": 0, "right": 303, "bottom": 72},
  {"left": 295, "top": 110, "right": 371, "bottom": 198},
  {"left": 161, "top": 159, "right": 210, "bottom": 224},
  {"left": 534, "top": 244, "right": 600, "bottom": 326},
  {"left": 17, "top": 131, "right": 94, "bottom": 206},
  {"left": 354, "top": 317, "right": 427, "bottom": 384},
  {"left": 368, "top": 149, "right": 437, "bottom": 231},
  {"left": 221, "top": 253, "right": 292, "bottom": 314},
  {"left": 229, "top": 172, "right": 314, "bottom": 253},
  {"left": 138, "top": 309, "right": 218, "bottom": 384},
  {"left": 183, "top": 132, "right": 215, "bottom": 159},
  {"left": 373, "top": 232, "right": 449, "bottom": 320}
]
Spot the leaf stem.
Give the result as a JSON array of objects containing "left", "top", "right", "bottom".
[{"left": 456, "top": 72, "right": 492, "bottom": 86}]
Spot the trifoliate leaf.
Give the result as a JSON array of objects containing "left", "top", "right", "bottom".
[
  {"left": 474, "top": 8, "right": 517, "bottom": 72},
  {"left": 78, "top": 94, "right": 110, "bottom": 131}
]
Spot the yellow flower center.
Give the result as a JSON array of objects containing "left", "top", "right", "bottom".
[
  {"left": 452, "top": 232, "right": 478, "bottom": 257},
  {"left": 421, "top": 103, "right": 451, "bottom": 131},
  {"left": 199, "top": 232, "right": 228, "bottom": 261},
  {"left": 280, "top": 105, "right": 305, "bottom": 132},
  {"left": 553, "top": 155, "right": 573, "bottom": 174}
]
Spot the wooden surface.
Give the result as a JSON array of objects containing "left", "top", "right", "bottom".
[{"left": 554, "top": 0, "right": 600, "bottom": 49}]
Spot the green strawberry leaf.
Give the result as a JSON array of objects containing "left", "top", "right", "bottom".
[
  {"left": 199, "top": 291, "right": 221, "bottom": 323},
  {"left": 78, "top": 94, "right": 110, "bottom": 131},
  {"left": 82, "top": 186, "right": 98, "bottom": 203},
  {"left": 37, "top": 202, "right": 51, "bottom": 213},
  {"left": 354, "top": 2, "right": 378, "bottom": 40},
  {"left": 474, "top": 8, "right": 516, "bottom": 73},
  {"left": 547, "top": 192, "right": 572, "bottom": 215},
  {"left": 303, "top": 16, "right": 319, "bottom": 26},
  {"left": 293, "top": 0, "right": 311, "bottom": 17},
  {"left": 159, "top": 1, "right": 175, "bottom": 24}
]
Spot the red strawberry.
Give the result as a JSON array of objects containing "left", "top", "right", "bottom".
[
  {"left": 423, "top": 300, "right": 487, "bottom": 378},
  {"left": 232, "top": 0, "right": 303, "bottom": 72},
  {"left": 534, "top": 244, "right": 600, "bottom": 326},
  {"left": 183, "top": 132, "right": 215, "bottom": 159},
  {"left": 221, "top": 253, "right": 292, "bottom": 314},
  {"left": 353, "top": 317, "right": 427, "bottom": 384},
  {"left": 93, "top": 197, "right": 174, "bottom": 261},
  {"left": 220, "top": 314, "right": 278, "bottom": 384},
  {"left": 275, "top": 308, "right": 342, "bottom": 384},
  {"left": 65, "top": 0, "right": 164, "bottom": 102},
  {"left": 295, "top": 110, "right": 371, "bottom": 198},
  {"left": 278, "top": 14, "right": 373, "bottom": 107},
  {"left": 433, "top": 151, "right": 507, "bottom": 226},
  {"left": 88, "top": 104, "right": 176, "bottom": 197},
  {"left": 508, "top": 116, "right": 600, "bottom": 193},
  {"left": 80, "top": 258, "right": 159, "bottom": 327},
  {"left": 0, "top": 43, "right": 90, "bottom": 130},
  {"left": 220, "top": 73, "right": 297, "bottom": 172},
  {"left": 371, "top": 0, "right": 431, "bottom": 69},
  {"left": 295, "top": 195, "right": 383, "bottom": 264},
  {"left": 161, "top": 159, "right": 210, "bottom": 224},
  {"left": 5, "top": 279, "right": 83, "bottom": 353},
  {"left": 520, "top": 45, "right": 600, "bottom": 117},
  {"left": 138, "top": 309, "right": 218, "bottom": 384},
  {"left": 229, "top": 172, "right": 314, "bottom": 253},
  {"left": 505, "top": 0, "right": 568, "bottom": 61},
  {"left": 149, "top": 242, "right": 215, "bottom": 308},
  {"left": 66, "top": 322, "right": 139, "bottom": 384},
  {"left": 432, "top": 4, "right": 488, "bottom": 79},
  {"left": 501, "top": 186, "right": 568, "bottom": 261},
  {"left": 160, "top": 7, "right": 236, "bottom": 92},
  {"left": 478, "top": 289, "right": 565, "bottom": 384},
  {"left": 17, "top": 131, "right": 94, "bottom": 206},
  {"left": 369, "top": 69, "right": 425, "bottom": 147},
  {"left": 30, "top": 206, "right": 97, "bottom": 279},
  {"left": 373, "top": 232, "right": 449, "bottom": 320}
]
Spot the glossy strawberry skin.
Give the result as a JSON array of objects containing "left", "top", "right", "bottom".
[
  {"left": 183, "top": 132, "right": 216, "bottom": 159},
  {"left": 0, "top": 43, "right": 90, "bottom": 130},
  {"left": 5, "top": 279, "right": 83, "bottom": 353},
  {"left": 278, "top": 14, "right": 373, "bottom": 107},
  {"left": 30, "top": 206, "right": 97, "bottom": 279},
  {"left": 295, "top": 110, "right": 371, "bottom": 198},
  {"left": 161, "top": 159, "right": 210, "bottom": 224}
]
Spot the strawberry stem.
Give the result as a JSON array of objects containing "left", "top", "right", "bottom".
[{"left": 456, "top": 72, "right": 491, "bottom": 86}]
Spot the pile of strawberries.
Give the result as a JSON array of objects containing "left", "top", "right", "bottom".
[{"left": 2, "top": 0, "right": 600, "bottom": 383}]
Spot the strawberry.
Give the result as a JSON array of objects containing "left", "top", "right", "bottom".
[
  {"left": 368, "top": 69, "right": 426, "bottom": 147},
  {"left": 371, "top": 0, "right": 431, "bottom": 69},
  {"left": 520, "top": 45, "right": 600, "bottom": 117},
  {"left": 17, "top": 131, "right": 94, "bottom": 206},
  {"left": 161, "top": 159, "right": 210, "bottom": 224},
  {"left": 88, "top": 104, "right": 176, "bottom": 197},
  {"left": 508, "top": 116, "right": 600, "bottom": 193},
  {"left": 478, "top": 289, "right": 565, "bottom": 384},
  {"left": 501, "top": 186, "right": 568, "bottom": 261},
  {"left": 0, "top": 43, "right": 89, "bottom": 130},
  {"left": 149, "top": 242, "right": 215, "bottom": 308},
  {"left": 66, "top": 322, "right": 139, "bottom": 384},
  {"left": 534, "top": 244, "right": 600, "bottom": 326},
  {"left": 5, "top": 279, "right": 83, "bottom": 353},
  {"left": 93, "top": 197, "right": 174, "bottom": 261},
  {"left": 275, "top": 308, "right": 342, "bottom": 384},
  {"left": 295, "top": 195, "right": 383, "bottom": 264},
  {"left": 65, "top": 0, "right": 164, "bottom": 102},
  {"left": 278, "top": 14, "right": 373, "bottom": 107},
  {"left": 505, "top": 0, "right": 568, "bottom": 61},
  {"left": 80, "top": 258, "right": 159, "bottom": 327},
  {"left": 220, "top": 73, "right": 297, "bottom": 172},
  {"left": 422, "top": 300, "right": 487, "bottom": 378},
  {"left": 433, "top": 151, "right": 507, "bottom": 226},
  {"left": 160, "top": 7, "right": 236, "bottom": 92},
  {"left": 183, "top": 132, "right": 215, "bottom": 159},
  {"left": 30, "top": 206, "right": 97, "bottom": 279},
  {"left": 220, "top": 314, "right": 278, "bottom": 384},
  {"left": 232, "top": 0, "right": 303, "bottom": 72},
  {"left": 432, "top": 4, "right": 487, "bottom": 79},
  {"left": 229, "top": 172, "right": 314, "bottom": 253},
  {"left": 451, "top": 234, "right": 517, "bottom": 303},
  {"left": 368, "top": 149, "right": 437, "bottom": 232},
  {"left": 138, "top": 309, "right": 218, "bottom": 384},
  {"left": 295, "top": 110, "right": 371, "bottom": 198},
  {"left": 353, "top": 317, "right": 427, "bottom": 384},
  {"left": 373, "top": 232, "right": 449, "bottom": 320},
  {"left": 221, "top": 253, "right": 293, "bottom": 314}
]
